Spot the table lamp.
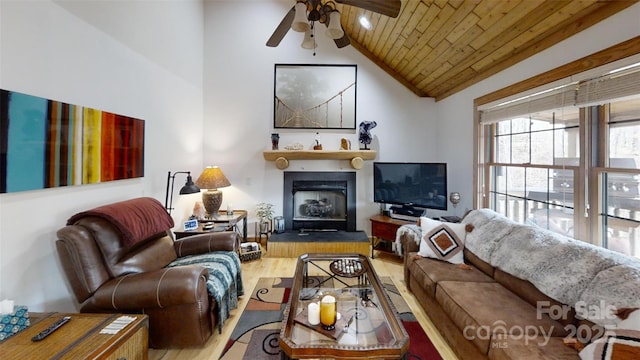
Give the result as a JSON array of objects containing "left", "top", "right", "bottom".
[
  {"left": 164, "top": 171, "right": 201, "bottom": 214},
  {"left": 195, "top": 166, "right": 231, "bottom": 218}
]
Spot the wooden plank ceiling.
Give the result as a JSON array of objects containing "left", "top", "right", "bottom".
[{"left": 331, "top": 0, "right": 638, "bottom": 101}]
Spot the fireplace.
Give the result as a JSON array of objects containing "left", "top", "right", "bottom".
[{"left": 283, "top": 171, "right": 356, "bottom": 232}]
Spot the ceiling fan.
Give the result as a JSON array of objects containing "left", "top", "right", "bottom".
[{"left": 266, "top": 0, "right": 401, "bottom": 50}]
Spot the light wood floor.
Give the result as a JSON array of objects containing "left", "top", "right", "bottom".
[{"left": 148, "top": 249, "right": 459, "bottom": 360}]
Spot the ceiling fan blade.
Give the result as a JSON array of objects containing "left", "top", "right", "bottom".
[
  {"left": 266, "top": 6, "right": 295, "bottom": 47},
  {"left": 334, "top": 31, "right": 350, "bottom": 48},
  {"left": 336, "top": 0, "right": 401, "bottom": 18}
]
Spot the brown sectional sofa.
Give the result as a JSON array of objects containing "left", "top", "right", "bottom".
[{"left": 400, "top": 208, "right": 640, "bottom": 360}]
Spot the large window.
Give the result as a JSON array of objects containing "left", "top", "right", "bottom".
[
  {"left": 491, "top": 109, "right": 579, "bottom": 234},
  {"left": 598, "top": 98, "right": 640, "bottom": 256},
  {"left": 477, "top": 61, "right": 640, "bottom": 258}
]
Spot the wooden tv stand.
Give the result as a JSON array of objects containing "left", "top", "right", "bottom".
[{"left": 369, "top": 215, "right": 415, "bottom": 258}]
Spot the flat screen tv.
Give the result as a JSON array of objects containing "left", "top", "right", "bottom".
[{"left": 373, "top": 162, "right": 447, "bottom": 212}]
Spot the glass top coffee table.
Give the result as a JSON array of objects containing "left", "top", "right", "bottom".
[{"left": 279, "top": 253, "right": 409, "bottom": 359}]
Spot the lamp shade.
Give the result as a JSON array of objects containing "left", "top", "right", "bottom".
[
  {"left": 326, "top": 11, "right": 344, "bottom": 39},
  {"left": 449, "top": 192, "right": 461, "bottom": 207},
  {"left": 292, "top": 2, "right": 310, "bottom": 32},
  {"left": 164, "top": 171, "right": 200, "bottom": 214},
  {"left": 195, "top": 166, "right": 231, "bottom": 190},
  {"left": 195, "top": 166, "right": 231, "bottom": 217},
  {"left": 179, "top": 174, "right": 200, "bottom": 194},
  {"left": 301, "top": 29, "right": 317, "bottom": 49}
]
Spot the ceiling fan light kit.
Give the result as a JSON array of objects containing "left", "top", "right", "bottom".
[
  {"left": 292, "top": 2, "right": 311, "bottom": 32},
  {"left": 267, "top": 0, "right": 401, "bottom": 51},
  {"left": 302, "top": 29, "right": 317, "bottom": 49},
  {"left": 292, "top": 0, "right": 343, "bottom": 52},
  {"left": 326, "top": 11, "right": 344, "bottom": 39}
]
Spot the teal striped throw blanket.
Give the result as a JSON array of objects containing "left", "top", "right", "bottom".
[{"left": 167, "top": 251, "right": 243, "bottom": 332}]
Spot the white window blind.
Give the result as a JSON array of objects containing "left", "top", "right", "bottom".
[
  {"left": 575, "top": 66, "right": 640, "bottom": 106},
  {"left": 479, "top": 60, "right": 640, "bottom": 124},
  {"left": 479, "top": 84, "right": 576, "bottom": 124}
]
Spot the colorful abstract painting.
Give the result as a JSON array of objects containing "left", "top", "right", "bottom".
[{"left": 0, "top": 89, "right": 144, "bottom": 193}]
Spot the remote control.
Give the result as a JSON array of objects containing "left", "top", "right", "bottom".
[{"left": 31, "top": 316, "right": 71, "bottom": 341}]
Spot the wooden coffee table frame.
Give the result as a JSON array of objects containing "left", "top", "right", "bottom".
[{"left": 279, "top": 253, "right": 409, "bottom": 359}]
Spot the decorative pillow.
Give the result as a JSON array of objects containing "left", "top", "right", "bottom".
[
  {"left": 418, "top": 217, "right": 466, "bottom": 264},
  {"left": 579, "top": 308, "right": 640, "bottom": 359}
]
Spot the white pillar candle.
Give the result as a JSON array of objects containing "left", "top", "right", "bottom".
[{"left": 308, "top": 302, "right": 320, "bottom": 325}]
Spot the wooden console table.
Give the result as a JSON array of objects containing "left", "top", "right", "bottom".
[
  {"left": 174, "top": 210, "right": 248, "bottom": 242},
  {"left": 0, "top": 312, "right": 148, "bottom": 359},
  {"left": 369, "top": 215, "right": 414, "bottom": 258}
]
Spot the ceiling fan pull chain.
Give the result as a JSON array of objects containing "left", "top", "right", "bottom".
[{"left": 311, "top": 21, "right": 316, "bottom": 56}]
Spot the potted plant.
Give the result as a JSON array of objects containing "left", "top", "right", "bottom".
[{"left": 256, "top": 202, "right": 275, "bottom": 233}]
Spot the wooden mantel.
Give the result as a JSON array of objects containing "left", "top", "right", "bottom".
[{"left": 263, "top": 150, "right": 377, "bottom": 170}]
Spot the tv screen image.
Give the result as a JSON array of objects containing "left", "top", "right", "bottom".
[{"left": 373, "top": 162, "right": 447, "bottom": 211}]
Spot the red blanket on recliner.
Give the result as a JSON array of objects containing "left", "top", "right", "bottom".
[{"left": 67, "top": 197, "right": 175, "bottom": 247}]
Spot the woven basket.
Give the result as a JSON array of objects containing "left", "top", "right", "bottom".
[{"left": 239, "top": 250, "right": 262, "bottom": 262}]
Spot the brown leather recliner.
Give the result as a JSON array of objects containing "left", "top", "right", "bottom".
[{"left": 55, "top": 197, "right": 241, "bottom": 348}]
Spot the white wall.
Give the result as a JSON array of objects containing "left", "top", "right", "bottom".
[
  {"left": 203, "top": 0, "right": 438, "bottom": 232},
  {"left": 0, "top": 0, "right": 204, "bottom": 311}
]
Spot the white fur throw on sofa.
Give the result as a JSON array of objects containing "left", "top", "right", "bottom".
[
  {"left": 462, "top": 208, "right": 640, "bottom": 326},
  {"left": 395, "top": 224, "right": 421, "bottom": 256}
]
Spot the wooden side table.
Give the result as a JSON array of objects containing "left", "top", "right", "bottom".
[
  {"left": 174, "top": 210, "right": 248, "bottom": 242},
  {"left": 369, "top": 215, "right": 413, "bottom": 258},
  {"left": 0, "top": 312, "right": 148, "bottom": 359}
]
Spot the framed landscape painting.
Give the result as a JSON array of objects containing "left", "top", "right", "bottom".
[{"left": 274, "top": 64, "right": 357, "bottom": 129}]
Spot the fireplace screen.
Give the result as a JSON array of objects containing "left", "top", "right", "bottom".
[
  {"left": 284, "top": 171, "right": 356, "bottom": 232},
  {"left": 293, "top": 185, "right": 347, "bottom": 223}
]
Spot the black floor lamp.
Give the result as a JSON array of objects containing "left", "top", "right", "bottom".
[{"left": 165, "top": 171, "right": 201, "bottom": 214}]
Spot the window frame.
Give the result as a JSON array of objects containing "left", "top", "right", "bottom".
[{"left": 474, "top": 37, "right": 640, "bottom": 253}]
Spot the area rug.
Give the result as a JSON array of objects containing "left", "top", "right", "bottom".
[{"left": 219, "top": 276, "right": 442, "bottom": 359}]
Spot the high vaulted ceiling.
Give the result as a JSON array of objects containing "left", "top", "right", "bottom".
[{"left": 331, "top": 0, "right": 638, "bottom": 101}]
